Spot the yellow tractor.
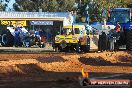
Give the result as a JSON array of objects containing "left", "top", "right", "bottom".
[{"left": 54, "top": 24, "right": 90, "bottom": 52}]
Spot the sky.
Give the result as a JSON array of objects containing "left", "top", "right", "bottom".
[{"left": 6, "top": 0, "right": 15, "bottom": 11}]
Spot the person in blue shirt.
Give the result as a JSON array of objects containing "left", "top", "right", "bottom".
[
  {"left": 14, "top": 28, "right": 21, "bottom": 47},
  {"left": 35, "top": 30, "right": 41, "bottom": 46}
]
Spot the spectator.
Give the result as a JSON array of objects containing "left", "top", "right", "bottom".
[
  {"left": 115, "top": 22, "right": 121, "bottom": 33},
  {"left": 108, "top": 29, "right": 116, "bottom": 51},
  {"left": 35, "top": 30, "right": 41, "bottom": 45},
  {"left": 98, "top": 32, "right": 107, "bottom": 51},
  {"left": 14, "top": 28, "right": 21, "bottom": 47}
]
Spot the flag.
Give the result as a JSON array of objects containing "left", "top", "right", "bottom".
[
  {"left": 108, "top": 6, "right": 110, "bottom": 17},
  {"left": 130, "top": 8, "right": 132, "bottom": 17},
  {"left": 85, "top": 14, "right": 89, "bottom": 24}
]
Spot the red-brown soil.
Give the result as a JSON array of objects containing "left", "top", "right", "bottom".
[{"left": 0, "top": 51, "right": 131, "bottom": 88}]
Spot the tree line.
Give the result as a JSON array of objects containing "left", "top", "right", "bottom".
[{"left": 0, "top": 0, "right": 132, "bottom": 22}]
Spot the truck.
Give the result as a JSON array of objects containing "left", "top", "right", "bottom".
[
  {"left": 54, "top": 24, "right": 90, "bottom": 52},
  {"left": 100, "top": 8, "right": 132, "bottom": 51}
]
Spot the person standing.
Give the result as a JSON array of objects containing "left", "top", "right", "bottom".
[
  {"left": 98, "top": 31, "right": 107, "bottom": 51},
  {"left": 115, "top": 22, "right": 121, "bottom": 33},
  {"left": 108, "top": 29, "right": 118, "bottom": 51},
  {"left": 14, "top": 28, "right": 20, "bottom": 47}
]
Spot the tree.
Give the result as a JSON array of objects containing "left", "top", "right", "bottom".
[
  {"left": 76, "top": 0, "right": 132, "bottom": 22},
  {"left": 57, "top": 0, "right": 75, "bottom": 11},
  {"left": 0, "top": 0, "right": 8, "bottom": 11},
  {"left": 13, "top": 0, "right": 132, "bottom": 22},
  {"left": 13, "top": 0, "right": 36, "bottom": 11},
  {"left": 41, "top": 0, "right": 59, "bottom": 12},
  {"left": 13, "top": 0, "right": 76, "bottom": 12}
]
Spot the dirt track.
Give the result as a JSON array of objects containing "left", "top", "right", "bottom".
[{"left": 0, "top": 51, "right": 131, "bottom": 88}]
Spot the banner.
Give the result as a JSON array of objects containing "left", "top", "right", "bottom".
[
  {"left": 1, "top": 20, "right": 27, "bottom": 26},
  {"left": 30, "top": 21, "right": 53, "bottom": 25},
  {"left": 0, "top": 12, "right": 69, "bottom": 18}
]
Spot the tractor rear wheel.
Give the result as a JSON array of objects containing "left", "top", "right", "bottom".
[{"left": 126, "top": 30, "right": 132, "bottom": 51}]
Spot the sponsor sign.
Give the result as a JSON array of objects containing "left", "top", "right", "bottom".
[
  {"left": 30, "top": 21, "right": 53, "bottom": 25},
  {"left": 1, "top": 20, "right": 27, "bottom": 26},
  {"left": 0, "top": 12, "right": 69, "bottom": 18}
]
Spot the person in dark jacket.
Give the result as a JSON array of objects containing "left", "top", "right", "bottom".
[
  {"left": 98, "top": 31, "right": 107, "bottom": 51},
  {"left": 14, "top": 28, "right": 21, "bottom": 47}
]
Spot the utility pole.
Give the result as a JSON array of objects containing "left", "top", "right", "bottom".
[
  {"left": 85, "top": 5, "right": 89, "bottom": 25},
  {"left": 79, "top": 0, "right": 81, "bottom": 5},
  {"left": 38, "top": 0, "right": 42, "bottom": 12}
]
